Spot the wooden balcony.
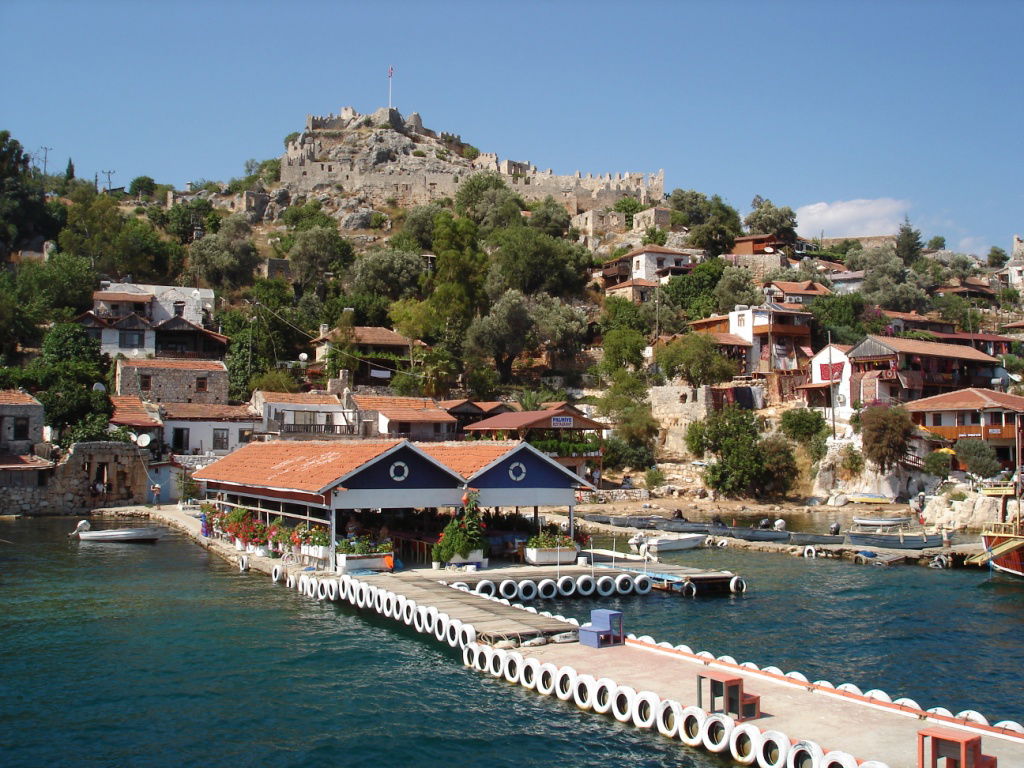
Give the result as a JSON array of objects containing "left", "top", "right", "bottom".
[
  {"left": 752, "top": 323, "right": 811, "bottom": 336},
  {"left": 921, "top": 424, "right": 1016, "bottom": 441}
]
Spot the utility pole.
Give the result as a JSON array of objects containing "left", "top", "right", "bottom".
[
  {"left": 101, "top": 170, "right": 115, "bottom": 192},
  {"left": 40, "top": 146, "right": 53, "bottom": 180},
  {"left": 387, "top": 65, "right": 394, "bottom": 109}
]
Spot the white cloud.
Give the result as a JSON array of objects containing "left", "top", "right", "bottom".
[
  {"left": 957, "top": 236, "right": 986, "bottom": 256},
  {"left": 796, "top": 198, "right": 909, "bottom": 239}
]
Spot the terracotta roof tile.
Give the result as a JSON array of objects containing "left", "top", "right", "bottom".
[
  {"left": 378, "top": 406, "right": 456, "bottom": 423},
  {"left": 0, "top": 389, "right": 41, "bottom": 406},
  {"left": 903, "top": 388, "right": 1024, "bottom": 412},
  {"left": 857, "top": 335, "right": 998, "bottom": 363},
  {"left": 313, "top": 325, "right": 413, "bottom": 346},
  {"left": 93, "top": 291, "right": 154, "bottom": 302},
  {"left": 160, "top": 403, "right": 256, "bottom": 421},
  {"left": 193, "top": 440, "right": 402, "bottom": 492},
  {"left": 110, "top": 396, "right": 162, "bottom": 427},
  {"left": 416, "top": 441, "right": 520, "bottom": 478},
  {"left": 352, "top": 395, "right": 437, "bottom": 411},
  {"left": 0, "top": 453, "right": 54, "bottom": 470},
  {"left": 766, "top": 280, "right": 832, "bottom": 295},
  {"left": 256, "top": 391, "right": 341, "bottom": 405},
  {"left": 474, "top": 401, "right": 513, "bottom": 414},
  {"left": 698, "top": 331, "right": 752, "bottom": 347},
  {"left": 118, "top": 359, "right": 227, "bottom": 371}
]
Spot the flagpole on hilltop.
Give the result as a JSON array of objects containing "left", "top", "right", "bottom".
[{"left": 388, "top": 65, "right": 394, "bottom": 109}]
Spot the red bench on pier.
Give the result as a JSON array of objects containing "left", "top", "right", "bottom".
[
  {"left": 696, "top": 668, "right": 760, "bottom": 722},
  {"left": 917, "top": 726, "right": 997, "bottom": 768}
]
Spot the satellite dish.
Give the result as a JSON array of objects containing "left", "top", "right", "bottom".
[
  {"left": 92, "top": 382, "right": 107, "bottom": 392},
  {"left": 764, "top": 246, "right": 775, "bottom": 253},
  {"left": 137, "top": 433, "right": 152, "bottom": 448},
  {"left": 128, "top": 433, "right": 138, "bottom": 443},
  {"left": 299, "top": 352, "right": 308, "bottom": 362}
]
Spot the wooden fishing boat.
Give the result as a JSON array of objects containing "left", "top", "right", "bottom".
[
  {"left": 971, "top": 521, "right": 1024, "bottom": 578},
  {"left": 628, "top": 533, "right": 706, "bottom": 555},
  {"left": 845, "top": 517, "right": 942, "bottom": 549},
  {"left": 789, "top": 532, "right": 844, "bottom": 546},
  {"left": 654, "top": 520, "right": 712, "bottom": 534}
]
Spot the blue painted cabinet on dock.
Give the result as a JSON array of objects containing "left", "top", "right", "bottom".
[{"left": 579, "top": 609, "right": 623, "bottom": 648}]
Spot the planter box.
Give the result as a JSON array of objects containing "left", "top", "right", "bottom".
[
  {"left": 525, "top": 546, "right": 579, "bottom": 566},
  {"left": 445, "top": 548, "right": 487, "bottom": 568},
  {"left": 335, "top": 553, "right": 393, "bottom": 573}
]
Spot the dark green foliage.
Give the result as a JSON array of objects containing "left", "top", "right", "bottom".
[
  {"left": 597, "top": 369, "right": 658, "bottom": 469},
  {"left": 988, "top": 246, "right": 1009, "bottom": 269},
  {"left": 808, "top": 293, "right": 880, "bottom": 346},
  {"left": 894, "top": 216, "right": 923, "bottom": 265},
  {"left": 128, "top": 176, "right": 156, "bottom": 198},
  {"left": 288, "top": 226, "right": 353, "bottom": 288},
  {"left": 655, "top": 333, "right": 737, "bottom": 387},
  {"left": 953, "top": 438, "right": 1001, "bottom": 479},
  {"left": 860, "top": 406, "right": 914, "bottom": 473},
  {"left": 184, "top": 214, "right": 259, "bottom": 289},
  {"left": 600, "top": 328, "right": 645, "bottom": 375},
  {"left": 0, "top": 130, "right": 52, "bottom": 257},
  {"left": 350, "top": 248, "right": 426, "bottom": 301},
  {"left": 666, "top": 191, "right": 742, "bottom": 257},
  {"left": 463, "top": 290, "right": 535, "bottom": 382},
  {"left": 401, "top": 203, "right": 444, "bottom": 250},
  {"left": 249, "top": 369, "right": 298, "bottom": 394},
  {"left": 641, "top": 227, "right": 667, "bottom": 246},
  {"left": 713, "top": 266, "right": 762, "bottom": 312},
  {"left": 926, "top": 236, "right": 946, "bottom": 250},
  {"left": 602, "top": 436, "right": 654, "bottom": 471},
  {"left": 613, "top": 196, "right": 645, "bottom": 228},
  {"left": 780, "top": 408, "right": 827, "bottom": 443},
  {"left": 663, "top": 257, "right": 725, "bottom": 320},
  {"left": 600, "top": 296, "right": 649, "bottom": 334},
  {"left": 923, "top": 450, "right": 952, "bottom": 479},
  {"left": 527, "top": 196, "right": 571, "bottom": 238},
  {"left": 284, "top": 131, "right": 300, "bottom": 148},
  {"left": 744, "top": 196, "right": 797, "bottom": 243},
  {"left": 486, "top": 226, "right": 589, "bottom": 299}
]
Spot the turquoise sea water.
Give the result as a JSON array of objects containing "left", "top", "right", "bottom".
[{"left": 2, "top": 518, "right": 1022, "bottom": 767}]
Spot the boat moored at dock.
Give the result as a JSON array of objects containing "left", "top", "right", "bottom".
[
  {"left": 627, "top": 533, "right": 706, "bottom": 555},
  {"left": 70, "top": 520, "right": 163, "bottom": 543},
  {"left": 972, "top": 521, "right": 1024, "bottom": 577},
  {"left": 845, "top": 516, "right": 944, "bottom": 550}
]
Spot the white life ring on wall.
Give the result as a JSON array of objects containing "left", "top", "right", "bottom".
[
  {"left": 508, "top": 461, "right": 527, "bottom": 482},
  {"left": 389, "top": 461, "right": 409, "bottom": 482}
]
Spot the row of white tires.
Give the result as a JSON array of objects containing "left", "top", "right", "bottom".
[
  {"left": 461, "top": 642, "right": 891, "bottom": 768},
  {"left": 469, "top": 573, "right": 654, "bottom": 601}
]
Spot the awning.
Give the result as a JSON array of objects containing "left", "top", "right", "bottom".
[
  {"left": 795, "top": 381, "right": 832, "bottom": 390},
  {"left": 897, "top": 370, "right": 923, "bottom": 389}
]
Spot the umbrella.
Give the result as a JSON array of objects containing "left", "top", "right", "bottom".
[{"left": 936, "top": 447, "right": 956, "bottom": 454}]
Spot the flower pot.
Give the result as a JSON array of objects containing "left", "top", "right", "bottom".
[
  {"left": 254, "top": 546, "right": 269, "bottom": 558},
  {"left": 234, "top": 538, "right": 244, "bottom": 551},
  {"left": 300, "top": 544, "right": 309, "bottom": 556},
  {"left": 431, "top": 561, "right": 441, "bottom": 570},
  {"left": 446, "top": 548, "right": 485, "bottom": 566},
  {"left": 525, "top": 546, "right": 579, "bottom": 566},
  {"left": 337, "top": 553, "right": 393, "bottom": 573},
  {"left": 246, "top": 543, "right": 256, "bottom": 553}
]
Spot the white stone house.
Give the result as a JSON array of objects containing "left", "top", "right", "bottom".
[
  {"left": 797, "top": 344, "right": 854, "bottom": 420},
  {"left": 250, "top": 391, "right": 356, "bottom": 437},
  {"left": 158, "top": 403, "right": 260, "bottom": 455},
  {"left": 349, "top": 394, "right": 457, "bottom": 440}
]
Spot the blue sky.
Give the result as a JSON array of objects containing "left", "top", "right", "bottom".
[{"left": 4, "top": 0, "right": 1021, "bottom": 254}]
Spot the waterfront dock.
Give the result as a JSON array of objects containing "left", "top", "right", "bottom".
[{"left": 107, "top": 505, "right": 1024, "bottom": 766}]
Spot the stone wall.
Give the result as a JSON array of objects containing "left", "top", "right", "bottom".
[
  {"left": 0, "top": 441, "right": 151, "bottom": 516},
  {"left": 632, "top": 207, "right": 671, "bottom": 232},
  {"left": 649, "top": 385, "right": 715, "bottom": 456},
  {"left": 117, "top": 364, "right": 228, "bottom": 404},
  {"left": 0, "top": 401, "right": 45, "bottom": 455}
]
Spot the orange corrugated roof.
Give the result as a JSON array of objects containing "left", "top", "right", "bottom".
[
  {"left": 119, "top": 359, "right": 226, "bottom": 371},
  {"left": 193, "top": 440, "right": 402, "bottom": 492},
  {"left": 416, "top": 441, "right": 520, "bottom": 477},
  {"left": 0, "top": 389, "right": 41, "bottom": 406},
  {"left": 256, "top": 391, "right": 341, "bottom": 405},
  {"left": 160, "top": 403, "right": 256, "bottom": 421},
  {"left": 110, "top": 396, "right": 161, "bottom": 427},
  {"left": 352, "top": 395, "right": 437, "bottom": 411},
  {"left": 904, "top": 388, "right": 1024, "bottom": 412},
  {"left": 766, "top": 280, "right": 832, "bottom": 295},
  {"left": 378, "top": 406, "right": 456, "bottom": 423},
  {"left": 313, "top": 325, "right": 413, "bottom": 346},
  {"left": 93, "top": 291, "right": 154, "bottom": 302}
]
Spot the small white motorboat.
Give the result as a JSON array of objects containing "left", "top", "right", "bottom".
[
  {"left": 70, "top": 520, "right": 163, "bottom": 543},
  {"left": 628, "top": 533, "right": 706, "bottom": 555}
]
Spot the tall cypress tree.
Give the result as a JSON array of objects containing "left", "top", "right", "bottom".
[
  {"left": 65, "top": 157, "right": 75, "bottom": 181},
  {"left": 894, "top": 215, "right": 923, "bottom": 265}
]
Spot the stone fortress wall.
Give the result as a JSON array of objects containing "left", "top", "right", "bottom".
[{"left": 280, "top": 106, "right": 664, "bottom": 214}]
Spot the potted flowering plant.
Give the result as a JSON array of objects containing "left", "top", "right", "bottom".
[
  {"left": 250, "top": 522, "right": 269, "bottom": 556},
  {"left": 308, "top": 526, "right": 330, "bottom": 560},
  {"left": 432, "top": 491, "right": 488, "bottom": 567},
  {"left": 524, "top": 530, "right": 579, "bottom": 565}
]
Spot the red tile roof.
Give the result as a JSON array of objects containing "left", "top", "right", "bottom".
[
  {"left": 881, "top": 309, "right": 947, "bottom": 323},
  {"left": 110, "top": 396, "right": 161, "bottom": 427},
  {"left": 312, "top": 325, "right": 413, "bottom": 346},
  {"left": 352, "top": 395, "right": 437, "bottom": 411},
  {"left": 857, "top": 335, "right": 998, "bottom": 363},
  {"left": 93, "top": 291, "right": 153, "bottom": 303},
  {"left": 416, "top": 441, "right": 520, "bottom": 477},
  {"left": 765, "top": 280, "right": 832, "bottom": 296},
  {"left": 603, "top": 244, "right": 694, "bottom": 265},
  {"left": 160, "top": 403, "right": 256, "bottom": 421},
  {"left": 607, "top": 279, "right": 658, "bottom": 290},
  {"left": 474, "top": 401, "right": 513, "bottom": 414},
  {"left": 0, "top": 453, "right": 54, "bottom": 470},
  {"left": 465, "top": 409, "right": 607, "bottom": 432},
  {"left": 256, "top": 391, "right": 341, "bottom": 405},
  {"left": 903, "top": 388, "right": 1024, "bottom": 412},
  {"left": 0, "top": 389, "right": 41, "bottom": 406},
  {"left": 193, "top": 440, "right": 402, "bottom": 492},
  {"left": 119, "top": 359, "right": 226, "bottom": 371},
  {"left": 697, "top": 331, "right": 752, "bottom": 347},
  {"left": 378, "top": 406, "right": 456, "bottom": 424}
]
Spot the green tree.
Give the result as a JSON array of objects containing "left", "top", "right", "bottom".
[
  {"left": 744, "top": 196, "right": 798, "bottom": 243},
  {"left": 463, "top": 290, "right": 536, "bottom": 382},
  {"left": 713, "top": 265, "right": 762, "bottom": 312},
  {"left": 926, "top": 235, "right": 946, "bottom": 250},
  {"left": 528, "top": 196, "right": 571, "bottom": 238},
  {"left": 58, "top": 187, "right": 124, "bottom": 270},
  {"left": 289, "top": 226, "right": 353, "bottom": 289},
  {"left": 807, "top": 293, "right": 876, "bottom": 346},
  {"left": 249, "top": 369, "right": 299, "bottom": 394},
  {"left": 600, "top": 295, "right": 649, "bottom": 334},
  {"left": 923, "top": 450, "right": 952, "bottom": 479},
  {"left": 600, "top": 328, "right": 646, "bottom": 375},
  {"left": 350, "top": 248, "right": 426, "bottom": 301},
  {"left": 860, "top": 406, "right": 914, "bottom": 473},
  {"left": 953, "top": 438, "right": 1000, "bottom": 479},
  {"left": 663, "top": 257, "right": 725, "bottom": 320},
  {"left": 988, "top": 246, "right": 1009, "bottom": 269},
  {"left": 185, "top": 214, "right": 259, "bottom": 289},
  {"left": 0, "top": 130, "right": 51, "bottom": 257},
  {"left": 641, "top": 226, "right": 668, "bottom": 246},
  {"left": 894, "top": 216, "right": 923, "bottom": 265},
  {"left": 780, "top": 408, "right": 827, "bottom": 443},
  {"left": 486, "top": 226, "right": 590, "bottom": 299},
  {"left": 531, "top": 293, "right": 588, "bottom": 361},
  {"left": 129, "top": 175, "right": 156, "bottom": 198},
  {"left": 64, "top": 157, "right": 75, "bottom": 183},
  {"left": 849, "top": 246, "right": 929, "bottom": 312},
  {"left": 597, "top": 369, "right": 658, "bottom": 468},
  {"left": 400, "top": 203, "right": 444, "bottom": 250},
  {"left": 284, "top": 131, "right": 300, "bottom": 148},
  {"left": 455, "top": 173, "right": 519, "bottom": 226},
  {"left": 683, "top": 194, "right": 743, "bottom": 257},
  {"left": 613, "top": 196, "right": 645, "bottom": 228},
  {"left": 655, "top": 333, "right": 737, "bottom": 387}
]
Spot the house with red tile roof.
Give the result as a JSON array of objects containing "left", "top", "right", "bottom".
[
  {"left": 762, "top": 280, "right": 832, "bottom": 306},
  {"left": 605, "top": 278, "right": 658, "bottom": 304},
  {"left": 0, "top": 389, "right": 44, "bottom": 456},
  {"left": 904, "top": 388, "right": 1024, "bottom": 466},
  {"left": 846, "top": 335, "right": 1001, "bottom": 404},
  {"left": 251, "top": 390, "right": 353, "bottom": 438},
  {"left": 349, "top": 394, "right": 457, "bottom": 440},
  {"left": 600, "top": 245, "right": 698, "bottom": 289},
  {"left": 689, "top": 304, "right": 814, "bottom": 375},
  {"left": 159, "top": 402, "right": 260, "bottom": 455},
  {"left": 311, "top": 324, "right": 419, "bottom": 385}
]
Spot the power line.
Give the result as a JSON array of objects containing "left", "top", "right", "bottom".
[
  {"left": 39, "top": 146, "right": 53, "bottom": 179},
  {"left": 101, "top": 169, "right": 115, "bottom": 191}
]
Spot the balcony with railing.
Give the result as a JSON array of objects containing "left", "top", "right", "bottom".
[
  {"left": 280, "top": 423, "right": 357, "bottom": 436},
  {"left": 752, "top": 323, "right": 811, "bottom": 336},
  {"left": 919, "top": 424, "right": 1017, "bottom": 441}
]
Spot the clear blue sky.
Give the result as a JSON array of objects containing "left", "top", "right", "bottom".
[{"left": 5, "top": 0, "right": 1021, "bottom": 254}]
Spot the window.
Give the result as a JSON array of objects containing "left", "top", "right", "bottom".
[
  {"left": 212, "top": 428, "right": 229, "bottom": 451},
  {"left": 293, "top": 411, "right": 314, "bottom": 425},
  {"left": 1007, "top": 413, "right": 1017, "bottom": 426},
  {"left": 196, "top": 377, "right": 208, "bottom": 392},
  {"left": 990, "top": 412, "right": 1004, "bottom": 426},
  {"left": 173, "top": 301, "right": 185, "bottom": 317},
  {"left": 140, "top": 374, "right": 152, "bottom": 391},
  {"left": 970, "top": 412, "right": 981, "bottom": 425},
  {"left": 931, "top": 413, "right": 942, "bottom": 427},
  {"left": 172, "top": 428, "right": 190, "bottom": 452},
  {"left": 13, "top": 417, "right": 29, "bottom": 440},
  {"left": 119, "top": 331, "right": 144, "bottom": 348},
  {"left": 109, "top": 303, "right": 120, "bottom": 315},
  {"left": 133, "top": 303, "right": 147, "bottom": 315},
  {"left": 736, "top": 315, "right": 746, "bottom": 327},
  {"left": 238, "top": 429, "right": 253, "bottom": 444},
  {"left": 85, "top": 328, "right": 102, "bottom": 341}
]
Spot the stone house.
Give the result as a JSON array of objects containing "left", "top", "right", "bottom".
[
  {"left": 311, "top": 325, "right": 418, "bottom": 385},
  {"left": 761, "top": 280, "right": 832, "bottom": 306},
  {"left": 631, "top": 206, "right": 672, "bottom": 233},
  {"left": 605, "top": 278, "right": 658, "bottom": 304},
  {"left": 115, "top": 359, "right": 229, "bottom": 404},
  {"left": 905, "top": 388, "right": 1024, "bottom": 467},
  {"left": 601, "top": 245, "right": 698, "bottom": 289},
  {"left": 349, "top": 394, "right": 457, "bottom": 440},
  {"left": 159, "top": 402, "right": 260, "bottom": 455},
  {"left": 0, "top": 390, "right": 45, "bottom": 455}
]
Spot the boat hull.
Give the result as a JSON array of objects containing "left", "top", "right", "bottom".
[
  {"left": 78, "top": 527, "right": 163, "bottom": 542},
  {"left": 654, "top": 520, "right": 711, "bottom": 534},
  {"left": 981, "top": 533, "right": 1024, "bottom": 578},
  {"left": 723, "top": 527, "right": 791, "bottom": 543},
  {"left": 846, "top": 532, "right": 943, "bottom": 550},
  {"left": 629, "top": 534, "right": 706, "bottom": 554},
  {"left": 789, "top": 532, "right": 844, "bottom": 546}
]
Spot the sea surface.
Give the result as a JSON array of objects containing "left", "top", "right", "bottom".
[{"left": 2, "top": 517, "right": 1022, "bottom": 768}]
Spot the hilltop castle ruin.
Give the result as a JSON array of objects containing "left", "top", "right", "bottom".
[{"left": 280, "top": 106, "right": 663, "bottom": 214}]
